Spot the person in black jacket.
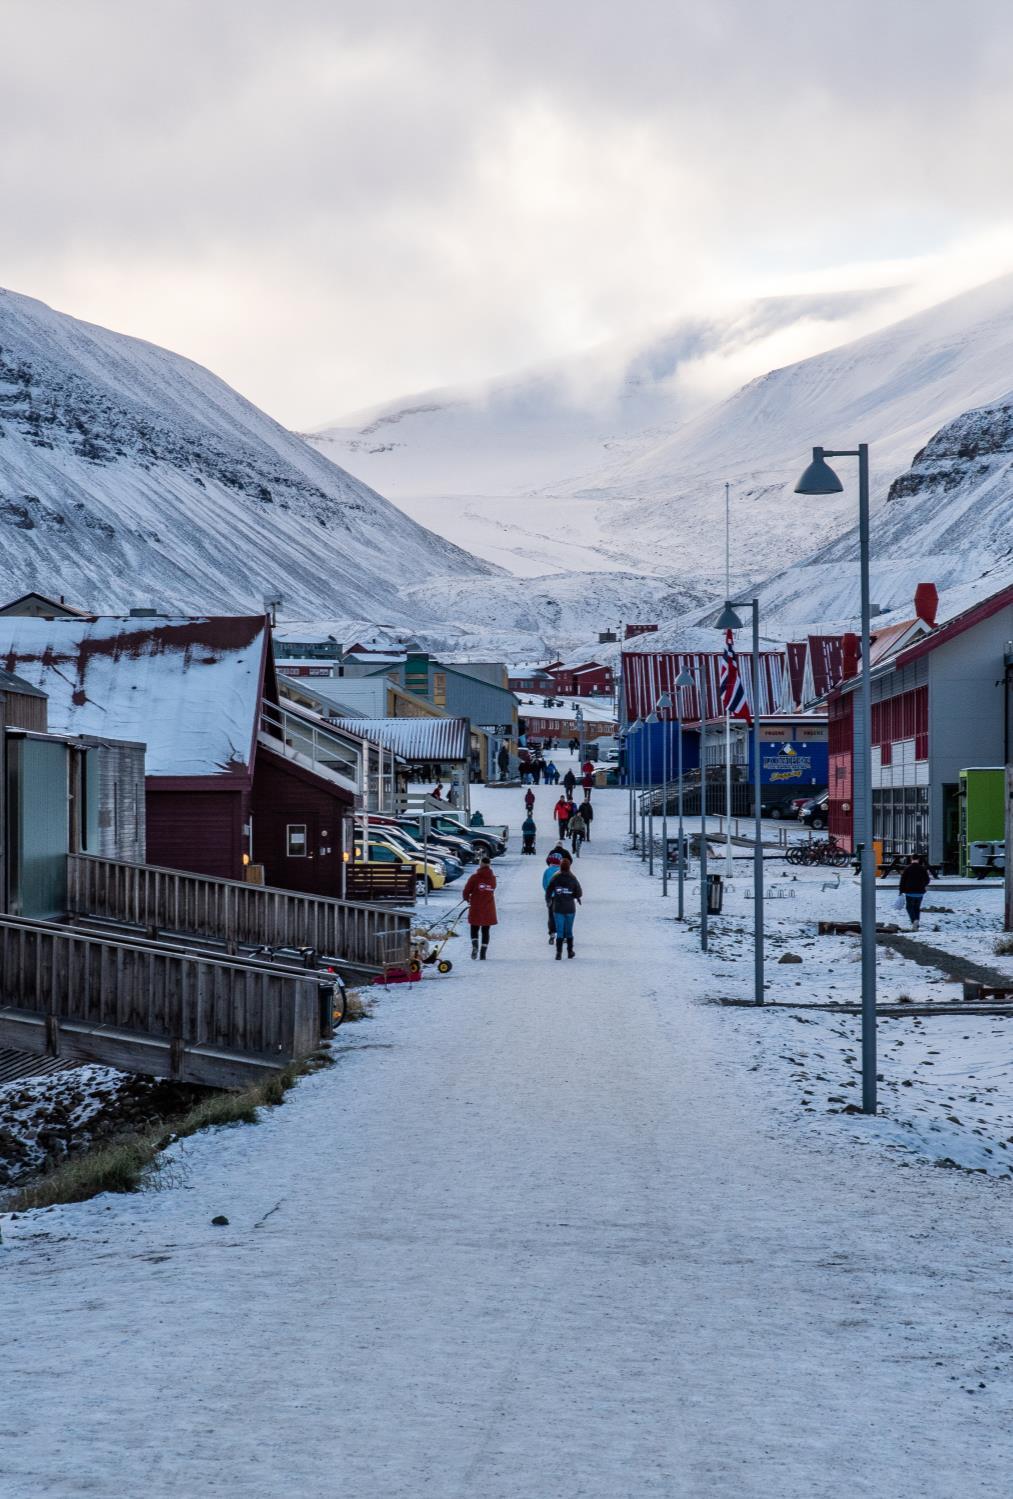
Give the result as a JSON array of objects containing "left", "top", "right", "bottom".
[
  {"left": 899, "top": 855, "right": 931, "bottom": 930},
  {"left": 546, "top": 856, "right": 583, "bottom": 959},
  {"left": 563, "top": 768, "right": 577, "bottom": 798},
  {"left": 578, "top": 798, "right": 594, "bottom": 842}
]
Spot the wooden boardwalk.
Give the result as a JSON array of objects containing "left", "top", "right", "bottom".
[{"left": 0, "top": 915, "right": 325, "bottom": 1088}]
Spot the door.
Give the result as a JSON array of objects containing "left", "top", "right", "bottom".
[{"left": 942, "top": 783, "right": 960, "bottom": 873}]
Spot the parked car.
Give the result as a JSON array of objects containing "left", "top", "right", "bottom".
[
  {"left": 373, "top": 823, "right": 463, "bottom": 882},
  {"left": 760, "top": 786, "right": 813, "bottom": 819},
  {"left": 392, "top": 818, "right": 476, "bottom": 865},
  {"left": 354, "top": 838, "right": 447, "bottom": 895},
  {"left": 798, "top": 792, "right": 829, "bottom": 830},
  {"left": 430, "top": 814, "right": 507, "bottom": 858}
]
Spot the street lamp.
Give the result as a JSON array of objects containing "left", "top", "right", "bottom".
[
  {"left": 628, "top": 718, "right": 642, "bottom": 845},
  {"left": 716, "top": 600, "right": 764, "bottom": 1006},
  {"left": 657, "top": 693, "right": 674, "bottom": 897},
  {"left": 674, "top": 667, "right": 694, "bottom": 919},
  {"left": 644, "top": 707, "right": 659, "bottom": 875},
  {"left": 795, "top": 443, "right": 876, "bottom": 1113}
]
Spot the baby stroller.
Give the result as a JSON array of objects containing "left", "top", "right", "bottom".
[{"left": 522, "top": 825, "right": 537, "bottom": 855}]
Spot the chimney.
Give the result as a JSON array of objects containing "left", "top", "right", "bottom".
[
  {"left": 841, "top": 632, "right": 860, "bottom": 679},
  {"left": 914, "top": 582, "right": 938, "bottom": 628}
]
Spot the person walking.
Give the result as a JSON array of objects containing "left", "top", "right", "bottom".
[
  {"left": 521, "top": 815, "right": 537, "bottom": 854},
  {"left": 581, "top": 759, "right": 594, "bottom": 778},
  {"left": 578, "top": 797, "right": 594, "bottom": 842},
  {"left": 563, "top": 767, "right": 577, "bottom": 798},
  {"left": 532, "top": 757, "right": 545, "bottom": 784},
  {"left": 524, "top": 787, "right": 535, "bottom": 815},
  {"left": 567, "top": 809, "right": 587, "bottom": 857},
  {"left": 568, "top": 736, "right": 579, "bottom": 755},
  {"left": 543, "top": 844, "right": 567, "bottom": 940},
  {"left": 497, "top": 744, "right": 510, "bottom": 782},
  {"left": 463, "top": 857, "right": 498, "bottom": 959},
  {"left": 545, "top": 760, "right": 559, "bottom": 785},
  {"left": 899, "top": 854, "right": 931, "bottom": 931},
  {"left": 546, "top": 855, "right": 583, "bottom": 959},
  {"left": 581, "top": 770, "right": 593, "bottom": 797},
  {"left": 554, "top": 795, "right": 572, "bottom": 838}
]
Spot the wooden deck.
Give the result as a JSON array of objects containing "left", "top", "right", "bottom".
[
  {"left": 68, "top": 853, "right": 412, "bottom": 967},
  {"left": 0, "top": 915, "right": 325, "bottom": 1088}
]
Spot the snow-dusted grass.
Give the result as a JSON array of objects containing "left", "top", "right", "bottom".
[{"left": 656, "top": 822, "right": 1013, "bottom": 1177}]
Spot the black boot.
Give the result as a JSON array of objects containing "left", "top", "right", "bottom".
[
  {"left": 555, "top": 940, "right": 563, "bottom": 960},
  {"left": 471, "top": 938, "right": 479, "bottom": 960},
  {"left": 479, "top": 945, "right": 488, "bottom": 960},
  {"left": 567, "top": 940, "right": 575, "bottom": 959}
]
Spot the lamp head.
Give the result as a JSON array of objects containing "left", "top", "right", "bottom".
[
  {"left": 794, "top": 446, "right": 843, "bottom": 495},
  {"left": 656, "top": 692, "right": 673, "bottom": 710},
  {"left": 716, "top": 601, "right": 742, "bottom": 630},
  {"left": 674, "top": 668, "right": 694, "bottom": 689},
  {"left": 644, "top": 709, "right": 659, "bottom": 724}
]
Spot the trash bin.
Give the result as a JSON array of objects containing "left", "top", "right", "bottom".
[{"left": 706, "top": 873, "right": 723, "bottom": 914}]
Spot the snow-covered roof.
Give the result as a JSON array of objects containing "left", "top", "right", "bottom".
[
  {"left": 516, "top": 695, "right": 617, "bottom": 724},
  {"left": 0, "top": 615, "right": 270, "bottom": 779},
  {"left": 327, "top": 717, "right": 471, "bottom": 761}
]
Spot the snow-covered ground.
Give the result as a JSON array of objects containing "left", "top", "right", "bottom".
[{"left": 4, "top": 764, "right": 1013, "bottom": 1497}]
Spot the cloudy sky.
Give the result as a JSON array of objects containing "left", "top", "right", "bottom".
[{"left": 3, "top": 0, "right": 1013, "bottom": 426}]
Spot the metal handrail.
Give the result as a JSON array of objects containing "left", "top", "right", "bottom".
[{"left": 260, "top": 701, "right": 359, "bottom": 783}]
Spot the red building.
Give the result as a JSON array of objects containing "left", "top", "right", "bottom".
[
  {"left": 0, "top": 615, "right": 358, "bottom": 893},
  {"left": 548, "top": 661, "right": 615, "bottom": 697}
]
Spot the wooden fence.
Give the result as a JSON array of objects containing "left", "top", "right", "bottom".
[
  {"left": 0, "top": 915, "right": 322, "bottom": 1087},
  {"left": 67, "top": 854, "right": 412, "bottom": 967}
]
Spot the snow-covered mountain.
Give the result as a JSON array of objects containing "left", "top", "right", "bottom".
[
  {"left": 753, "top": 389, "right": 1013, "bottom": 632},
  {"left": 308, "top": 289, "right": 895, "bottom": 577},
  {"left": 0, "top": 288, "right": 495, "bottom": 620}
]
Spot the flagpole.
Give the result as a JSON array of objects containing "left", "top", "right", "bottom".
[{"left": 724, "top": 482, "right": 733, "bottom": 878}]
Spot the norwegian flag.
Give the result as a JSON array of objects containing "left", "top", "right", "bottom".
[{"left": 719, "top": 629, "right": 752, "bottom": 724}]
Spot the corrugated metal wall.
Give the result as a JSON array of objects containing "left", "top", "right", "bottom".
[{"left": 83, "top": 742, "right": 147, "bottom": 862}]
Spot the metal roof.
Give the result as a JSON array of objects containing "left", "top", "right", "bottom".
[
  {"left": 0, "top": 667, "right": 47, "bottom": 698},
  {"left": 0, "top": 615, "right": 269, "bottom": 779},
  {"left": 328, "top": 716, "right": 471, "bottom": 761}
]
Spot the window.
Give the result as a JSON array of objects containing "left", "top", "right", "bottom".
[
  {"left": 371, "top": 844, "right": 398, "bottom": 862},
  {"left": 286, "top": 824, "right": 308, "bottom": 857}
]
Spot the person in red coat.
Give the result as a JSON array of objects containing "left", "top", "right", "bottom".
[
  {"left": 554, "top": 795, "right": 572, "bottom": 837},
  {"left": 463, "top": 857, "right": 498, "bottom": 960}
]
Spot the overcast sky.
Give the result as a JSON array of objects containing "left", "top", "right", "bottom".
[{"left": 3, "top": 0, "right": 1013, "bottom": 426}]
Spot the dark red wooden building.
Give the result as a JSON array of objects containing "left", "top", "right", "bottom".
[{"left": 0, "top": 614, "right": 358, "bottom": 894}]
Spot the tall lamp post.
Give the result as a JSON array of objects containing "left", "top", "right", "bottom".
[
  {"left": 795, "top": 443, "right": 876, "bottom": 1113},
  {"left": 716, "top": 599, "right": 764, "bottom": 1006},
  {"left": 639, "top": 718, "right": 648, "bottom": 863},
  {"left": 644, "top": 708, "right": 659, "bottom": 876},
  {"left": 673, "top": 667, "right": 694, "bottom": 919},
  {"left": 700, "top": 705, "right": 709, "bottom": 952},
  {"left": 657, "top": 693, "right": 673, "bottom": 896},
  {"left": 628, "top": 718, "right": 641, "bottom": 846}
]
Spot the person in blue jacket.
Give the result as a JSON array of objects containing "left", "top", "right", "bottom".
[
  {"left": 545, "top": 856, "right": 583, "bottom": 959},
  {"left": 542, "top": 845, "right": 566, "bottom": 940}
]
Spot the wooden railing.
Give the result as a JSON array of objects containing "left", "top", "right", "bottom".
[
  {"left": 0, "top": 915, "right": 322, "bottom": 1088},
  {"left": 67, "top": 854, "right": 412, "bottom": 967}
]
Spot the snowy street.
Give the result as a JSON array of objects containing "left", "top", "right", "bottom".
[{"left": 5, "top": 772, "right": 1013, "bottom": 1498}]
